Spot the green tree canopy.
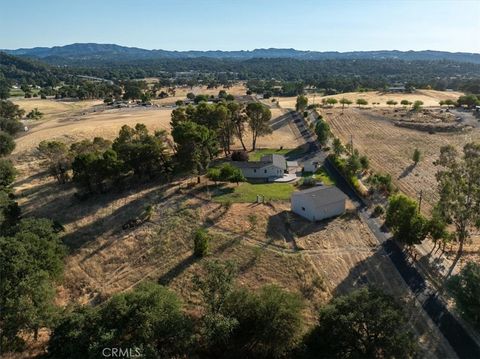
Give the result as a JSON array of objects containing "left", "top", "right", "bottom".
[
  {"left": 315, "top": 119, "right": 331, "bottom": 147},
  {"left": 296, "top": 95, "right": 308, "bottom": 112},
  {"left": 435, "top": 143, "right": 480, "bottom": 277},
  {"left": 0, "top": 131, "right": 15, "bottom": 157},
  {"left": 0, "top": 158, "right": 16, "bottom": 190},
  {"left": 38, "top": 140, "right": 72, "bottom": 184},
  {"left": 0, "top": 218, "right": 65, "bottom": 349},
  {"left": 412, "top": 148, "right": 421, "bottom": 165},
  {"left": 112, "top": 124, "right": 172, "bottom": 179},
  {"left": 171, "top": 120, "right": 219, "bottom": 174},
  {"left": 412, "top": 100, "right": 424, "bottom": 111},
  {"left": 386, "top": 194, "right": 429, "bottom": 246},
  {"left": 47, "top": 282, "right": 193, "bottom": 358},
  {"left": 245, "top": 102, "right": 272, "bottom": 150},
  {"left": 447, "top": 262, "right": 480, "bottom": 330},
  {"left": 457, "top": 94, "right": 480, "bottom": 108},
  {"left": 305, "top": 287, "right": 416, "bottom": 358},
  {"left": 356, "top": 98, "right": 368, "bottom": 107}
]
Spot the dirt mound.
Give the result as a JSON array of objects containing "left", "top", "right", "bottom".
[{"left": 394, "top": 121, "right": 471, "bottom": 132}]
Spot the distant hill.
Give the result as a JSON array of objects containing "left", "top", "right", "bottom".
[
  {"left": 0, "top": 51, "right": 64, "bottom": 85},
  {"left": 3, "top": 43, "right": 480, "bottom": 64}
]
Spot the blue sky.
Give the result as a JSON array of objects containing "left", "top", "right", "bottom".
[{"left": 1, "top": 0, "right": 479, "bottom": 52}]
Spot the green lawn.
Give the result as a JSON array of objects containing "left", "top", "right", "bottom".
[
  {"left": 249, "top": 147, "right": 306, "bottom": 161},
  {"left": 213, "top": 182, "right": 295, "bottom": 203},
  {"left": 302, "top": 167, "right": 335, "bottom": 186}
]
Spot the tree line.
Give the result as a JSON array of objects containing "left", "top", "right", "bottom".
[
  {"left": 45, "top": 259, "right": 418, "bottom": 359},
  {"left": 313, "top": 105, "right": 480, "bottom": 332},
  {"left": 3, "top": 51, "right": 480, "bottom": 100},
  {"left": 0, "top": 100, "right": 66, "bottom": 352}
]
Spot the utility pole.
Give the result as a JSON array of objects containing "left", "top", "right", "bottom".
[{"left": 418, "top": 190, "right": 423, "bottom": 213}]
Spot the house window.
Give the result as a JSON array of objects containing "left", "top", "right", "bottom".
[
  {"left": 264, "top": 169, "right": 267, "bottom": 173},
  {"left": 302, "top": 207, "right": 305, "bottom": 211},
  {"left": 254, "top": 169, "right": 256, "bottom": 173}
]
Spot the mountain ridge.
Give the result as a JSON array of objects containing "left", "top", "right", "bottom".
[{"left": 3, "top": 43, "right": 480, "bottom": 63}]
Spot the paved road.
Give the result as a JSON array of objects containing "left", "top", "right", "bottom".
[
  {"left": 324, "top": 155, "right": 480, "bottom": 359},
  {"left": 284, "top": 108, "right": 480, "bottom": 357}
]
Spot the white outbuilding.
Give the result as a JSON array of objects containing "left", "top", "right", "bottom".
[
  {"left": 291, "top": 186, "right": 347, "bottom": 222},
  {"left": 303, "top": 157, "right": 322, "bottom": 173}
]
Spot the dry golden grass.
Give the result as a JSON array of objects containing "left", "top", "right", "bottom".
[
  {"left": 277, "top": 89, "right": 464, "bottom": 109},
  {"left": 13, "top": 107, "right": 173, "bottom": 156},
  {"left": 12, "top": 98, "right": 102, "bottom": 120},
  {"left": 12, "top": 167, "right": 454, "bottom": 356},
  {"left": 12, "top": 97, "right": 301, "bottom": 158},
  {"left": 324, "top": 107, "right": 480, "bottom": 273}
]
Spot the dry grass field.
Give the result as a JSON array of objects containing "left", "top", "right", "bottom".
[
  {"left": 12, "top": 165, "right": 455, "bottom": 356},
  {"left": 13, "top": 107, "right": 173, "bottom": 156},
  {"left": 323, "top": 107, "right": 479, "bottom": 214},
  {"left": 291, "top": 213, "right": 455, "bottom": 357},
  {"left": 277, "top": 89, "right": 464, "bottom": 109},
  {"left": 12, "top": 100, "right": 302, "bottom": 168},
  {"left": 323, "top": 107, "right": 480, "bottom": 272}
]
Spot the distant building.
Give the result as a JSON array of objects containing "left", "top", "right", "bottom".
[
  {"left": 232, "top": 154, "right": 287, "bottom": 181},
  {"left": 386, "top": 86, "right": 406, "bottom": 93},
  {"left": 291, "top": 186, "right": 347, "bottom": 222}
]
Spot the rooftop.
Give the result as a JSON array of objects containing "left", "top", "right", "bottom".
[
  {"left": 232, "top": 154, "right": 287, "bottom": 170},
  {"left": 292, "top": 185, "right": 347, "bottom": 208}
]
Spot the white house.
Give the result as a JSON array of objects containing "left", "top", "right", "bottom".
[
  {"left": 291, "top": 186, "right": 347, "bottom": 222},
  {"left": 232, "top": 154, "right": 287, "bottom": 181}
]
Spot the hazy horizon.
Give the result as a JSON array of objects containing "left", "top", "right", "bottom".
[
  {"left": 3, "top": 42, "right": 480, "bottom": 54},
  {"left": 1, "top": 0, "right": 479, "bottom": 53}
]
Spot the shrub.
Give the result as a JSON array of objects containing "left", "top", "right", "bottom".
[
  {"left": 194, "top": 228, "right": 209, "bottom": 257},
  {"left": 0, "top": 131, "right": 15, "bottom": 156},
  {"left": 0, "top": 159, "right": 17, "bottom": 189},
  {"left": 231, "top": 150, "right": 249, "bottom": 162},
  {"left": 372, "top": 204, "right": 385, "bottom": 217}
]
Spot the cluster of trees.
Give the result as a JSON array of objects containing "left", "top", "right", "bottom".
[
  {"left": 379, "top": 142, "right": 480, "bottom": 329},
  {"left": 48, "top": 57, "right": 480, "bottom": 94},
  {"left": 38, "top": 124, "right": 172, "bottom": 195},
  {"left": 207, "top": 163, "right": 245, "bottom": 185},
  {"left": 54, "top": 81, "right": 122, "bottom": 100},
  {"left": 0, "top": 100, "right": 67, "bottom": 352},
  {"left": 171, "top": 99, "right": 272, "bottom": 159},
  {"left": 248, "top": 80, "right": 306, "bottom": 97},
  {"left": 45, "top": 259, "right": 417, "bottom": 358},
  {"left": 4, "top": 49, "right": 480, "bottom": 101},
  {"left": 0, "top": 100, "right": 24, "bottom": 156},
  {"left": 40, "top": 97, "right": 272, "bottom": 196},
  {"left": 319, "top": 123, "right": 370, "bottom": 193},
  {"left": 0, "top": 53, "right": 65, "bottom": 97}
]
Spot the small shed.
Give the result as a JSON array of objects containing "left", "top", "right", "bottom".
[
  {"left": 291, "top": 186, "right": 347, "bottom": 222},
  {"left": 303, "top": 157, "right": 322, "bottom": 173}
]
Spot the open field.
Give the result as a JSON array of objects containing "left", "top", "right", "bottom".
[
  {"left": 12, "top": 106, "right": 173, "bottom": 156},
  {"left": 11, "top": 165, "right": 456, "bottom": 357},
  {"left": 323, "top": 107, "right": 480, "bottom": 213},
  {"left": 150, "top": 83, "right": 248, "bottom": 106},
  {"left": 323, "top": 107, "right": 480, "bottom": 270},
  {"left": 12, "top": 97, "right": 301, "bottom": 158},
  {"left": 290, "top": 213, "right": 455, "bottom": 358},
  {"left": 277, "top": 89, "right": 464, "bottom": 109}
]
